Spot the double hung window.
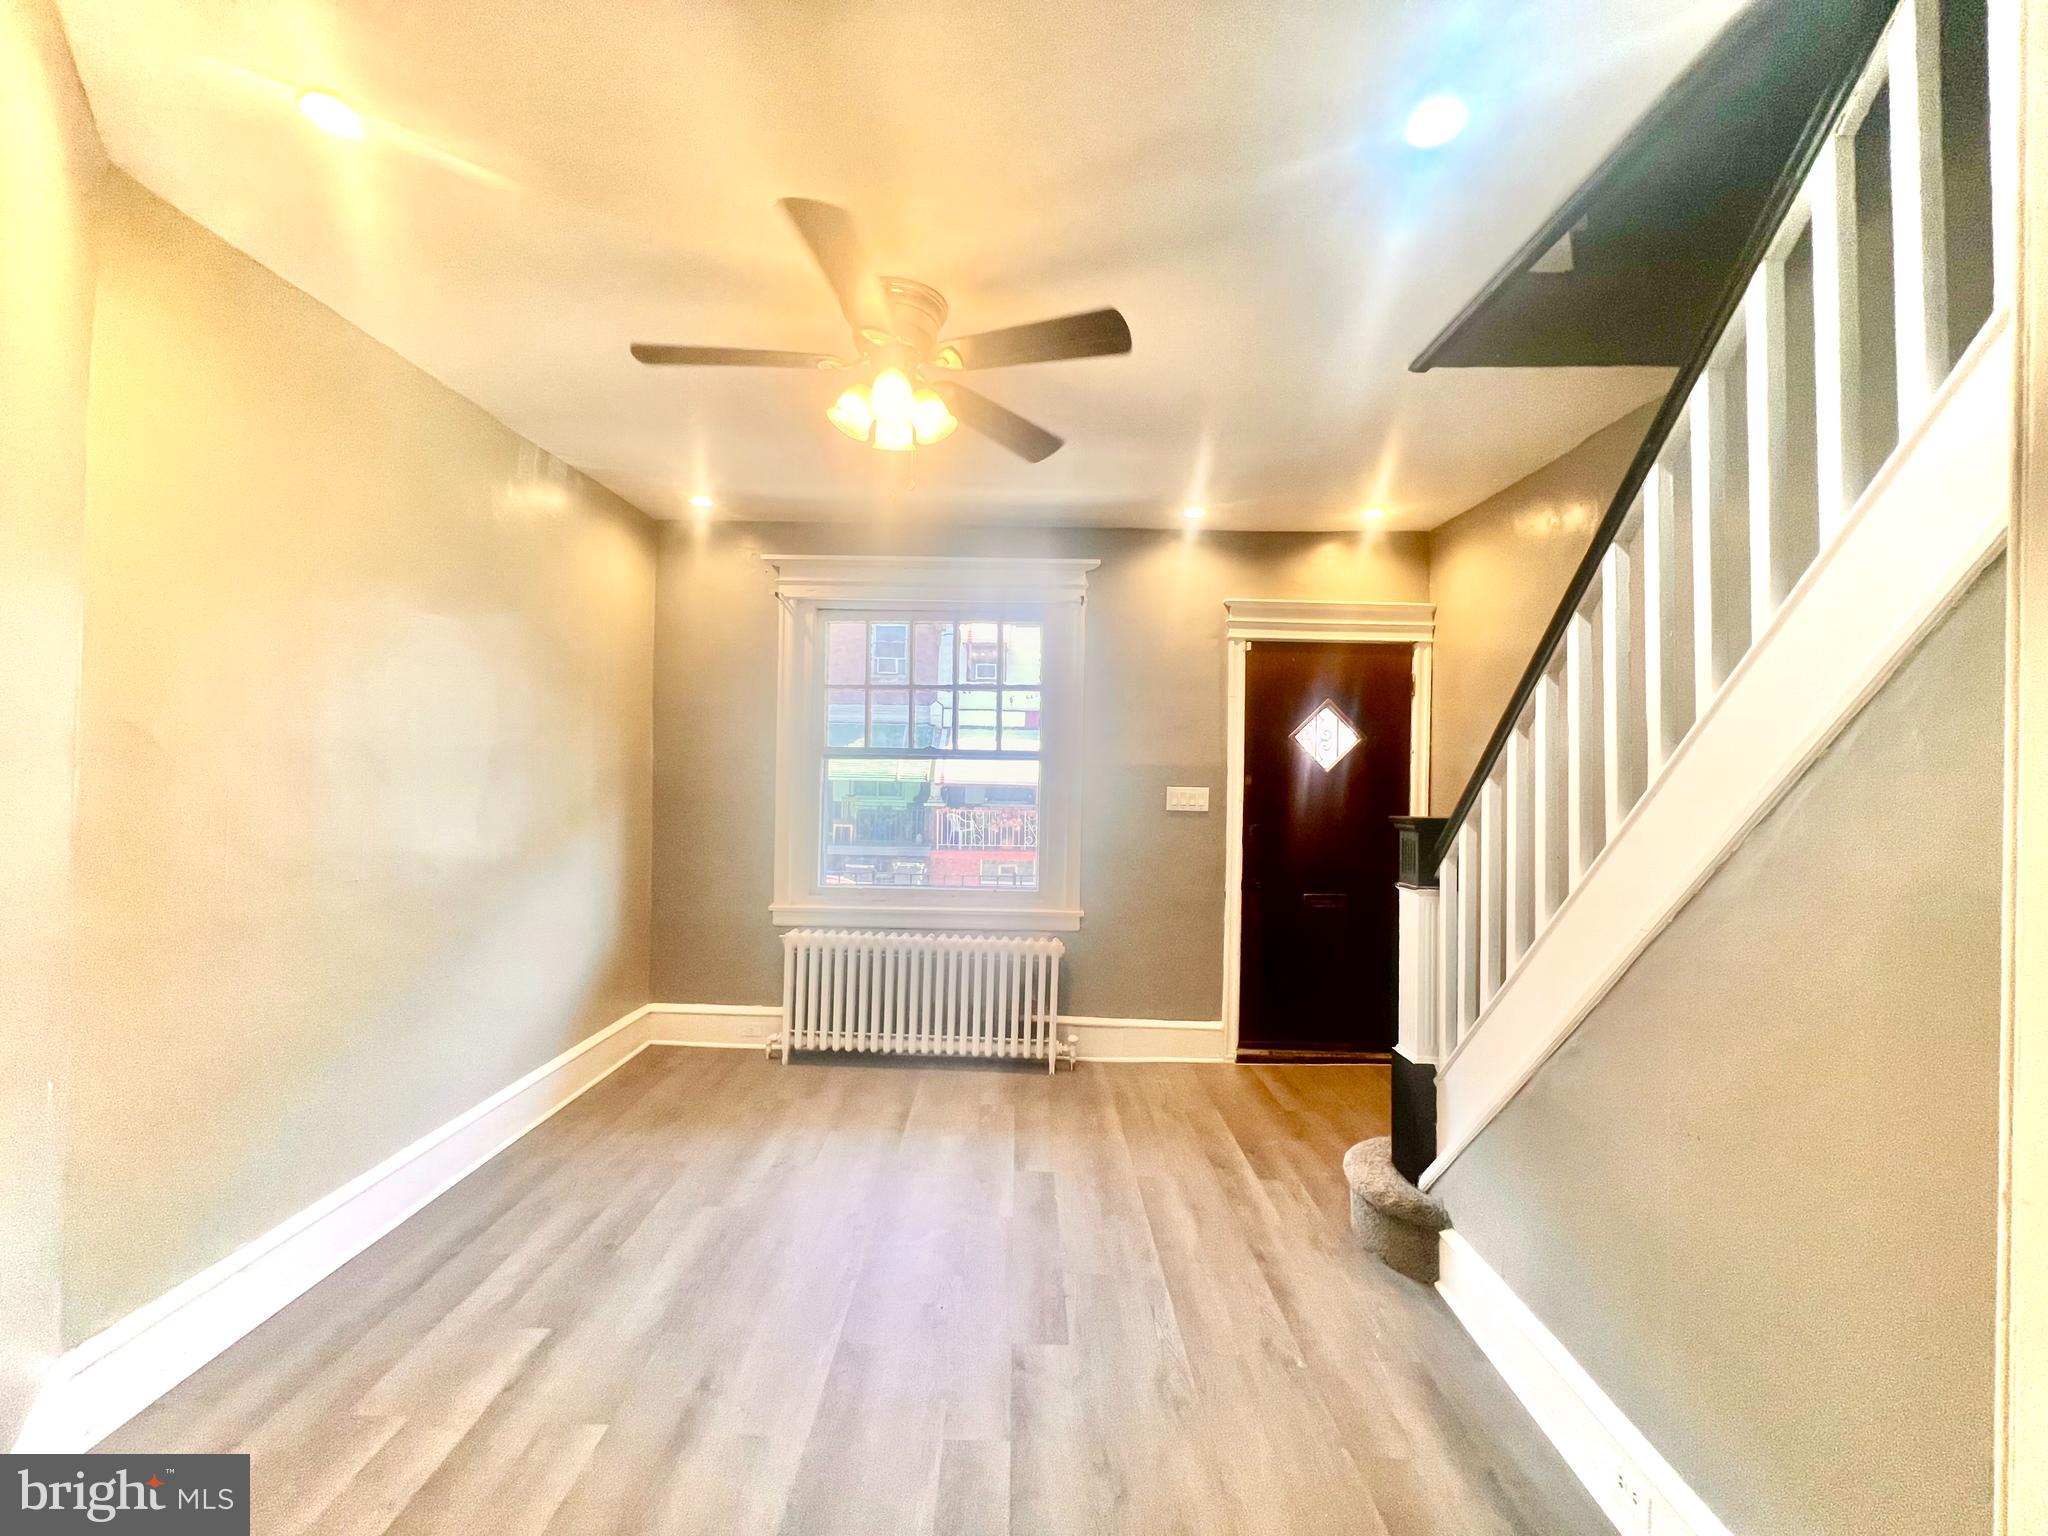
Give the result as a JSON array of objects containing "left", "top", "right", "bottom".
[
  {"left": 766, "top": 556, "right": 1091, "bottom": 931},
  {"left": 821, "top": 616, "right": 1044, "bottom": 891}
]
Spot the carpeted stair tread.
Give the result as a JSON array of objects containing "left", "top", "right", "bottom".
[{"left": 1344, "top": 1136, "right": 1450, "bottom": 1283}]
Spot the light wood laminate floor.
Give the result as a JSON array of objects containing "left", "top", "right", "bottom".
[{"left": 106, "top": 1048, "right": 1605, "bottom": 1535}]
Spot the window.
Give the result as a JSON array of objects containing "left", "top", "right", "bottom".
[
  {"left": 1291, "top": 700, "right": 1360, "bottom": 772},
  {"left": 766, "top": 555, "right": 1092, "bottom": 931},
  {"left": 821, "top": 616, "right": 1044, "bottom": 891}
]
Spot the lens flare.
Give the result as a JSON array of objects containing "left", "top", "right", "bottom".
[
  {"left": 1404, "top": 94, "right": 1469, "bottom": 149},
  {"left": 297, "top": 89, "right": 365, "bottom": 140}
]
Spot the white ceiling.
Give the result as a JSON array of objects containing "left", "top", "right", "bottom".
[{"left": 57, "top": 0, "right": 1740, "bottom": 530}]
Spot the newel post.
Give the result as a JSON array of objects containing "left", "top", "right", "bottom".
[{"left": 1389, "top": 816, "right": 1447, "bottom": 1184}]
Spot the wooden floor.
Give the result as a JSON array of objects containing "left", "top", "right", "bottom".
[{"left": 107, "top": 1048, "right": 1605, "bottom": 1535}]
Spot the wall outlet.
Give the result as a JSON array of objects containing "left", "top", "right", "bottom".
[
  {"left": 1611, "top": 1465, "right": 1653, "bottom": 1535},
  {"left": 1165, "top": 785, "right": 1210, "bottom": 813}
]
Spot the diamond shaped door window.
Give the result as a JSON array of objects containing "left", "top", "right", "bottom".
[{"left": 1292, "top": 701, "right": 1361, "bottom": 772}]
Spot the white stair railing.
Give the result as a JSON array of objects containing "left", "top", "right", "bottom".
[{"left": 1413, "top": 0, "right": 2015, "bottom": 1073}]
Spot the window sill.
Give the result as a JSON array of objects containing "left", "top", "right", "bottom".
[{"left": 769, "top": 902, "right": 1083, "bottom": 934}]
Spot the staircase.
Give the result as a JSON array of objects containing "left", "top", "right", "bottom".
[
  {"left": 1395, "top": 0, "right": 2017, "bottom": 1193},
  {"left": 1377, "top": 4, "right": 2023, "bottom": 1527}
]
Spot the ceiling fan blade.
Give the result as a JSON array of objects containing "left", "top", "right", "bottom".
[
  {"left": 940, "top": 308, "right": 1132, "bottom": 370},
  {"left": 935, "top": 383, "right": 1064, "bottom": 463},
  {"left": 630, "top": 343, "right": 836, "bottom": 367},
  {"left": 779, "top": 198, "right": 891, "bottom": 339}
]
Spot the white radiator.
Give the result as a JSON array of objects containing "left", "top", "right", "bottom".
[{"left": 778, "top": 930, "right": 1071, "bottom": 1072}]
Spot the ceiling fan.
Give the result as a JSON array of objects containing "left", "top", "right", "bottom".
[{"left": 629, "top": 199, "right": 1132, "bottom": 463}]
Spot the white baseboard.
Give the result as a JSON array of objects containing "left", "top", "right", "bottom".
[
  {"left": 643, "top": 1003, "right": 781, "bottom": 1049},
  {"left": 12, "top": 998, "right": 1244, "bottom": 1452},
  {"left": 1062, "top": 1016, "right": 1230, "bottom": 1063},
  {"left": 1436, "top": 1231, "right": 1731, "bottom": 1536},
  {"left": 645, "top": 1003, "right": 1233, "bottom": 1063},
  {"left": 12, "top": 1003, "right": 658, "bottom": 1455}
]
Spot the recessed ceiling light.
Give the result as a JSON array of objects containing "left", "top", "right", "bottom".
[
  {"left": 1404, "top": 94, "right": 1469, "bottom": 149},
  {"left": 1363, "top": 505, "right": 1388, "bottom": 522},
  {"left": 1182, "top": 505, "right": 1207, "bottom": 522},
  {"left": 297, "top": 90, "right": 364, "bottom": 140},
  {"left": 689, "top": 493, "right": 716, "bottom": 510}
]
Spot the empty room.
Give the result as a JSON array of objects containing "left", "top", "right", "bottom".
[{"left": 5, "top": 0, "right": 2047, "bottom": 1532}]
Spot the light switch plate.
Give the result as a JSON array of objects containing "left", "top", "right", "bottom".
[{"left": 1166, "top": 786, "right": 1210, "bottom": 813}]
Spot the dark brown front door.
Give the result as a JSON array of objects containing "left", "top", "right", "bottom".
[{"left": 1239, "top": 641, "right": 1413, "bottom": 1055}]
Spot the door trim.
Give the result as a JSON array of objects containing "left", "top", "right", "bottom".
[{"left": 1222, "top": 600, "right": 1435, "bottom": 1059}]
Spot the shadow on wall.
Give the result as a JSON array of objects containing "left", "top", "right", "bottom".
[
  {"left": 1433, "top": 563, "right": 2007, "bottom": 1536},
  {"left": 1424, "top": 402, "right": 1661, "bottom": 810}
]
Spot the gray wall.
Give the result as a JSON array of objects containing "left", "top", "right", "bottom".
[
  {"left": 1434, "top": 564, "right": 2006, "bottom": 1536},
  {"left": 59, "top": 174, "right": 659, "bottom": 1343},
  {"left": 1425, "top": 404, "right": 1656, "bottom": 811},
  {"left": 653, "top": 521, "right": 1429, "bottom": 1019},
  {"left": 0, "top": 0, "right": 102, "bottom": 1445}
]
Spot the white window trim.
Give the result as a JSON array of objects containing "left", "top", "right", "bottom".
[{"left": 762, "top": 554, "right": 1095, "bottom": 933}]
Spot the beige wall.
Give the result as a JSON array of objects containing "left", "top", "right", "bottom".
[
  {"left": 0, "top": 0, "right": 102, "bottom": 1446},
  {"left": 58, "top": 174, "right": 658, "bottom": 1343},
  {"left": 653, "top": 521, "right": 1428, "bottom": 1019},
  {"left": 1424, "top": 403, "right": 1656, "bottom": 810},
  {"left": 1434, "top": 565, "right": 2006, "bottom": 1536}
]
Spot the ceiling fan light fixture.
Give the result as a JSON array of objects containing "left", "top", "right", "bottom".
[
  {"left": 911, "top": 388, "right": 956, "bottom": 445},
  {"left": 634, "top": 200, "right": 1127, "bottom": 463},
  {"left": 826, "top": 385, "right": 875, "bottom": 441},
  {"left": 866, "top": 367, "right": 921, "bottom": 452},
  {"left": 870, "top": 367, "right": 914, "bottom": 415}
]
